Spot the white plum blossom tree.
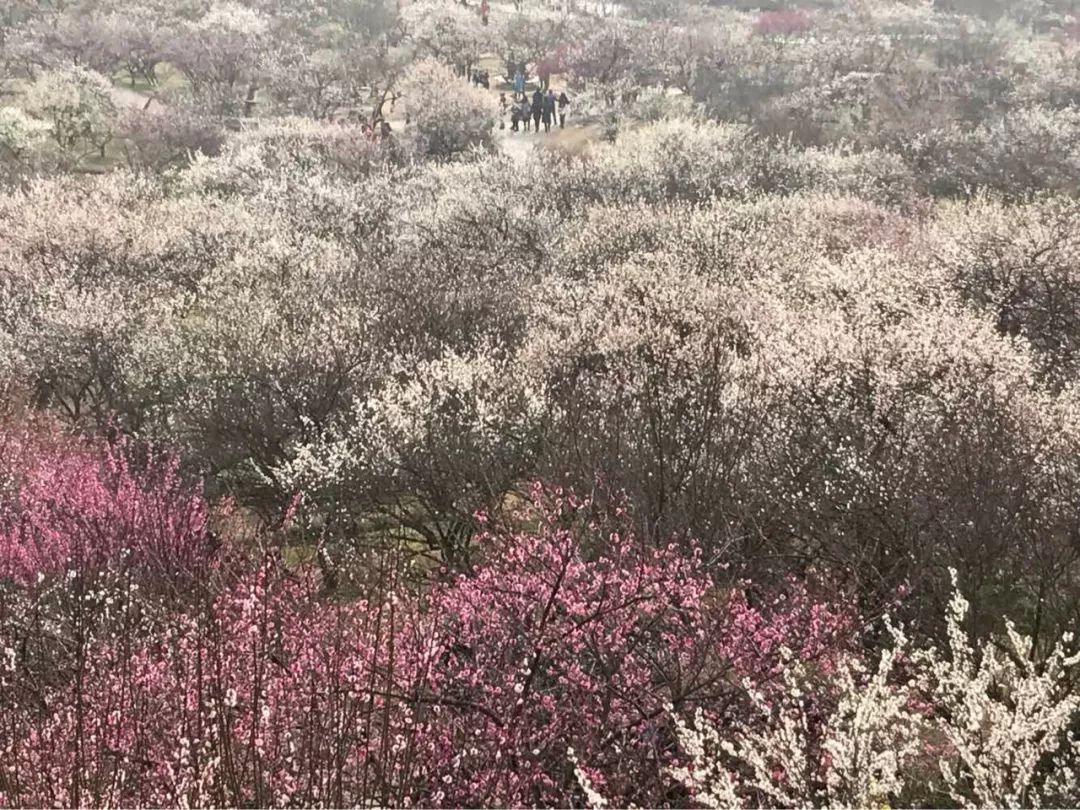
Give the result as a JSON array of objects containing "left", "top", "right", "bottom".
[{"left": 21, "top": 65, "right": 116, "bottom": 165}]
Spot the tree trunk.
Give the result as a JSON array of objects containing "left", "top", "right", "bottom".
[{"left": 243, "top": 83, "right": 258, "bottom": 117}]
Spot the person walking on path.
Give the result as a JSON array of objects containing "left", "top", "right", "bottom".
[
  {"left": 513, "top": 69, "right": 524, "bottom": 100},
  {"left": 542, "top": 89, "right": 556, "bottom": 133},
  {"left": 480, "top": 0, "right": 489, "bottom": 24},
  {"left": 519, "top": 97, "right": 532, "bottom": 131},
  {"left": 531, "top": 88, "right": 543, "bottom": 132},
  {"left": 557, "top": 90, "right": 570, "bottom": 128}
]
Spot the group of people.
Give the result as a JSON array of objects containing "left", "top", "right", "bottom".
[
  {"left": 471, "top": 69, "right": 491, "bottom": 89},
  {"left": 503, "top": 87, "right": 570, "bottom": 134}
]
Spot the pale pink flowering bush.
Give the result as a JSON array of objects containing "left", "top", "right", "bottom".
[{"left": 752, "top": 10, "right": 814, "bottom": 38}]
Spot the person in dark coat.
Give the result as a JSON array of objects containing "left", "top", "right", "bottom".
[
  {"left": 519, "top": 97, "right": 532, "bottom": 131},
  {"left": 510, "top": 102, "right": 520, "bottom": 131},
  {"left": 557, "top": 90, "right": 570, "bottom": 128},
  {"left": 542, "top": 89, "right": 556, "bottom": 133},
  {"left": 531, "top": 88, "right": 543, "bottom": 132}
]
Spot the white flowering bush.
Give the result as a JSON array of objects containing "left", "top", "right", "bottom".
[
  {"left": 927, "top": 571, "right": 1080, "bottom": 808},
  {"left": 0, "top": 107, "right": 50, "bottom": 180},
  {"left": 906, "top": 106, "right": 1080, "bottom": 198},
  {"left": 402, "top": 0, "right": 495, "bottom": 78},
  {"left": 0, "top": 107, "right": 49, "bottom": 159},
  {"left": 398, "top": 59, "right": 498, "bottom": 158},
  {"left": 668, "top": 574, "right": 1080, "bottom": 809},
  {"left": 179, "top": 116, "right": 407, "bottom": 195},
  {"left": 519, "top": 256, "right": 763, "bottom": 541},
  {"left": 161, "top": 2, "right": 270, "bottom": 115},
  {"left": 585, "top": 118, "right": 758, "bottom": 201},
  {"left": 21, "top": 66, "right": 116, "bottom": 165},
  {"left": 920, "top": 193, "right": 1080, "bottom": 384}
]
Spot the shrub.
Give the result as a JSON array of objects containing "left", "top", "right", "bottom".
[
  {"left": 21, "top": 66, "right": 116, "bottom": 165},
  {"left": 399, "top": 59, "right": 498, "bottom": 158},
  {"left": 117, "top": 106, "right": 226, "bottom": 172},
  {"left": 669, "top": 571, "right": 1080, "bottom": 808},
  {"left": 0, "top": 427, "right": 211, "bottom": 588}
]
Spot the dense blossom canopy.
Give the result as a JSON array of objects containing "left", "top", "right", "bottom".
[{"left": 3, "top": 0, "right": 1080, "bottom": 806}]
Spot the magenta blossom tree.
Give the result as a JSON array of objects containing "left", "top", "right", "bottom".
[
  {"left": 0, "top": 460, "right": 858, "bottom": 808},
  {"left": 0, "top": 430, "right": 211, "bottom": 587}
]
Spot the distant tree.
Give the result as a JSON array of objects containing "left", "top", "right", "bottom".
[
  {"left": 752, "top": 9, "right": 814, "bottom": 37},
  {"left": 562, "top": 20, "right": 640, "bottom": 86},
  {"left": 499, "top": 11, "right": 574, "bottom": 79},
  {"left": 164, "top": 2, "right": 270, "bottom": 116},
  {"left": 402, "top": 0, "right": 494, "bottom": 78},
  {"left": 106, "top": 8, "right": 171, "bottom": 88},
  {"left": 22, "top": 66, "right": 116, "bottom": 164},
  {"left": 12, "top": 12, "right": 123, "bottom": 75}
]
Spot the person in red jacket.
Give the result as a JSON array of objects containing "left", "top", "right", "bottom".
[{"left": 480, "top": 0, "right": 490, "bottom": 25}]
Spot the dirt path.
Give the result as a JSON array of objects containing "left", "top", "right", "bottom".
[
  {"left": 109, "top": 84, "right": 162, "bottom": 111},
  {"left": 472, "top": 54, "right": 592, "bottom": 158},
  {"left": 495, "top": 118, "right": 598, "bottom": 159}
]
